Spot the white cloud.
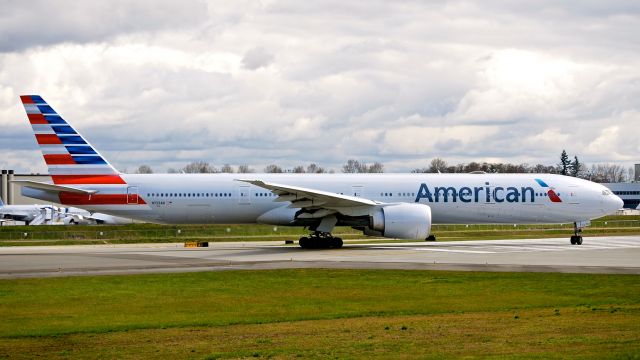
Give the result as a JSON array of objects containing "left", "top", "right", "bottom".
[{"left": 0, "top": 1, "right": 638, "bottom": 173}]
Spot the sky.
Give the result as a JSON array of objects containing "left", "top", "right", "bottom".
[{"left": 0, "top": 0, "right": 639, "bottom": 174}]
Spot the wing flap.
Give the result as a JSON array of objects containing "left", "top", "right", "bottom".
[{"left": 236, "top": 179, "right": 377, "bottom": 208}]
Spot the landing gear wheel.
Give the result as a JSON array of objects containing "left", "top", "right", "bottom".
[
  {"left": 571, "top": 222, "right": 585, "bottom": 245},
  {"left": 299, "top": 232, "right": 344, "bottom": 249},
  {"left": 426, "top": 235, "right": 436, "bottom": 241}
]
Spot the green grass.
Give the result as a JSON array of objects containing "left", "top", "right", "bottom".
[
  {"left": 0, "top": 215, "right": 639, "bottom": 246},
  {"left": 0, "top": 269, "right": 639, "bottom": 358}
]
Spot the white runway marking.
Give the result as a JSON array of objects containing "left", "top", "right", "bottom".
[
  {"left": 416, "top": 248, "right": 495, "bottom": 254},
  {"left": 371, "top": 237, "right": 640, "bottom": 254}
]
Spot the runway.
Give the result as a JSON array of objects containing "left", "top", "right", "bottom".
[{"left": 1, "top": 236, "right": 639, "bottom": 278}]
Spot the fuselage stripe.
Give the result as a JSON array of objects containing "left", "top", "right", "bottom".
[
  {"left": 59, "top": 192, "right": 146, "bottom": 205},
  {"left": 51, "top": 174, "right": 126, "bottom": 185}
]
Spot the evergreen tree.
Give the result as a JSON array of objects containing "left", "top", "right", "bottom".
[
  {"left": 570, "top": 156, "right": 582, "bottom": 177},
  {"left": 558, "top": 150, "right": 570, "bottom": 175}
]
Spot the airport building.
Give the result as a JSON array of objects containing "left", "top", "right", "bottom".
[
  {"left": 0, "top": 170, "right": 54, "bottom": 206},
  {"left": 603, "top": 183, "right": 640, "bottom": 210}
]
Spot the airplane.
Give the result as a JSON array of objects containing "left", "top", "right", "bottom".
[
  {"left": 0, "top": 198, "right": 49, "bottom": 224},
  {"left": 0, "top": 197, "right": 135, "bottom": 225},
  {"left": 15, "top": 95, "right": 623, "bottom": 247}
]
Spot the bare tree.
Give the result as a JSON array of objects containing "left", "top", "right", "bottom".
[
  {"left": 428, "top": 158, "right": 448, "bottom": 173},
  {"left": 306, "top": 163, "right": 325, "bottom": 173},
  {"left": 237, "top": 165, "right": 254, "bottom": 173},
  {"left": 136, "top": 165, "right": 153, "bottom": 174},
  {"left": 167, "top": 168, "right": 179, "bottom": 174},
  {"left": 588, "top": 164, "right": 627, "bottom": 183},
  {"left": 220, "top": 164, "right": 235, "bottom": 173},
  {"left": 368, "top": 162, "right": 384, "bottom": 173},
  {"left": 342, "top": 159, "right": 384, "bottom": 173},
  {"left": 342, "top": 159, "right": 361, "bottom": 173},
  {"left": 264, "top": 164, "right": 283, "bottom": 173},
  {"left": 182, "top": 161, "right": 218, "bottom": 173},
  {"left": 292, "top": 165, "right": 306, "bottom": 173}
]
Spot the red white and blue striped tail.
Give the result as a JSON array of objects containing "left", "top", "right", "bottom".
[{"left": 20, "top": 95, "right": 126, "bottom": 186}]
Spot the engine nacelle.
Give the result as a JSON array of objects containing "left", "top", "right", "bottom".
[
  {"left": 369, "top": 203, "right": 432, "bottom": 239},
  {"left": 256, "top": 206, "right": 298, "bottom": 225}
]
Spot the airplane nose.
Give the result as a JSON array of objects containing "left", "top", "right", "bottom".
[{"left": 611, "top": 195, "right": 624, "bottom": 210}]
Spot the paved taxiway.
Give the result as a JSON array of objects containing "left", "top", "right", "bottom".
[{"left": 1, "top": 236, "right": 639, "bottom": 278}]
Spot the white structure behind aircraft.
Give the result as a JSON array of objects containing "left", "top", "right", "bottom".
[
  {"left": 0, "top": 198, "right": 135, "bottom": 225},
  {"left": 15, "top": 95, "right": 623, "bottom": 247}
]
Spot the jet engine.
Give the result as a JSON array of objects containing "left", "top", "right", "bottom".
[{"left": 368, "top": 203, "right": 432, "bottom": 240}]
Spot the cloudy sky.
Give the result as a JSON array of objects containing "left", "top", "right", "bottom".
[{"left": 1, "top": 0, "right": 639, "bottom": 173}]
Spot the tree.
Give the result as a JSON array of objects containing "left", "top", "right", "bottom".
[
  {"left": 292, "top": 165, "right": 305, "bottom": 173},
  {"left": 558, "top": 150, "right": 570, "bottom": 175},
  {"left": 136, "top": 165, "right": 153, "bottom": 174},
  {"left": 428, "top": 158, "right": 448, "bottom": 173},
  {"left": 306, "top": 163, "right": 325, "bottom": 173},
  {"left": 264, "top": 164, "right": 283, "bottom": 173},
  {"left": 368, "top": 162, "right": 384, "bottom": 173},
  {"left": 182, "top": 161, "right": 218, "bottom": 173},
  {"left": 342, "top": 159, "right": 384, "bottom": 173},
  {"left": 570, "top": 156, "right": 582, "bottom": 177},
  {"left": 342, "top": 159, "right": 361, "bottom": 173},
  {"left": 220, "top": 164, "right": 235, "bottom": 173},
  {"left": 588, "top": 164, "right": 627, "bottom": 183},
  {"left": 237, "top": 165, "right": 254, "bottom": 173}
]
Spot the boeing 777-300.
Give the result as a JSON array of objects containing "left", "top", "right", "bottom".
[{"left": 15, "top": 95, "right": 623, "bottom": 248}]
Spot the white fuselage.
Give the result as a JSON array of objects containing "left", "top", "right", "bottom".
[{"left": 34, "top": 173, "right": 621, "bottom": 225}]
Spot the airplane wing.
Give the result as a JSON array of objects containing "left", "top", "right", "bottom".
[
  {"left": 11, "top": 181, "right": 97, "bottom": 195},
  {"left": 236, "top": 179, "right": 379, "bottom": 209}
]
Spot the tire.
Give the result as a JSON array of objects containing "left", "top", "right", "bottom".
[
  {"left": 576, "top": 236, "right": 583, "bottom": 245},
  {"left": 570, "top": 236, "right": 576, "bottom": 245},
  {"left": 332, "top": 237, "right": 343, "bottom": 249},
  {"left": 299, "top": 237, "right": 309, "bottom": 249}
]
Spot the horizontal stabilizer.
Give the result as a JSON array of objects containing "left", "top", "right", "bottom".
[{"left": 11, "top": 180, "right": 98, "bottom": 195}]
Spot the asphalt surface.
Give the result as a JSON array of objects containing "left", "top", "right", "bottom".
[{"left": 1, "top": 236, "right": 639, "bottom": 278}]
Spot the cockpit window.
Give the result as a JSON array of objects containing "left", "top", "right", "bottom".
[{"left": 602, "top": 190, "right": 613, "bottom": 196}]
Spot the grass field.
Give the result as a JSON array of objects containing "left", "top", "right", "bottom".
[
  {"left": 0, "top": 269, "right": 639, "bottom": 359},
  {"left": 1, "top": 215, "right": 639, "bottom": 246}
]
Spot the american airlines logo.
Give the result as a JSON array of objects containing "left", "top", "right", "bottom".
[{"left": 414, "top": 179, "right": 561, "bottom": 204}]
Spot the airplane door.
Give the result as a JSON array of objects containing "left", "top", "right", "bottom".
[
  {"left": 352, "top": 185, "right": 364, "bottom": 197},
  {"left": 238, "top": 185, "right": 251, "bottom": 205},
  {"left": 127, "top": 186, "right": 139, "bottom": 204}
]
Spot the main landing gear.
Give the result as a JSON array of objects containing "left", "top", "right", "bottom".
[
  {"left": 299, "top": 232, "right": 343, "bottom": 249},
  {"left": 570, "top": 222, "right": 583, "bottom": 245}
]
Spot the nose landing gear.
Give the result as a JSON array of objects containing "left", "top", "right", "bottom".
[
  {"left": 570, "top": 222, "right": 584, "bottom": 245},
  {"left": 299, "top": 232, "right": 343, "bottom": 249}
]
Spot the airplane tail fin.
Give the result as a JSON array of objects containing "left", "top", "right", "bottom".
[{"left": 20, "top": 95, "right": 126, "bottom": 185}]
